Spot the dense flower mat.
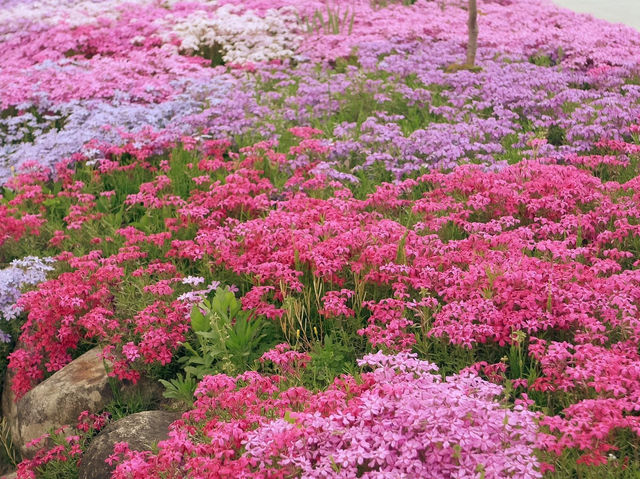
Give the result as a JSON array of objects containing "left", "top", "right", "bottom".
[{"left": 2, "top": 0, "right": 640, "bottom": 477}]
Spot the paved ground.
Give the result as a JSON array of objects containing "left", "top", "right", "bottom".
[{"left": 553, "top": 0, "right": 640, "bottom": 31}]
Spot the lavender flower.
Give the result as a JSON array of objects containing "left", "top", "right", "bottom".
[{"left": 0, "top": 256, "right": 55, "bottom": 341}]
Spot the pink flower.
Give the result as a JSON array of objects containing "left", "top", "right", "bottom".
[{"left": 122, "top": 342, "right": 140, "bottom": 362}]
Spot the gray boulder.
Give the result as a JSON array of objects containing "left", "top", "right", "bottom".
[
  {"left": 2, "top": 348, "right": 114, "bottom": 457},
  {"left": 78, "top": 410, "right": 178, "bottom": 479}
]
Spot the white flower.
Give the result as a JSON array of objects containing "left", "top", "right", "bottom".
[
  {"left": 181, "top": 275, "right": 205, "bottom": 286},
  {"left": 163, "top": 4, "right": 302, "bottom": 64}
]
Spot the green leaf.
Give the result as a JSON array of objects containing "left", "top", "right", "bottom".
[
  {"left": 283, "top": 410, "right": 296, "bottom": 424},
  {"left": 395, "top": 230, "right": 408, "bottom": 265},
  {"left": 191, "top": 305, "right": 209, "bottom": 332},
  {"left": 181, "top": 342, "right": 198, "bottom": 355},
  {"left": 452, "top": 443, "right": 462, "bottom": 460},
  {"left": 329, "top": 456, "right": 341, "bottom": 473}
]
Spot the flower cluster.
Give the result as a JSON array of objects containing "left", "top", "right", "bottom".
[
  {"left": 111, "top": 353, "right": 540, "bottom": 479},
  {"left": 0, "top": 256, "right": 54, "bottom": 341},
  {"left": 16, "top": 410, "right": 110, "bottom": 479},
  {"left": 165, "top": 4, "right": 302, "bottom": 64},
  {"left": 6, "top": 128, "right": 640, "bottom": 465},
  {"left": 260, "top": 342, "right": 311, "bottom": 374}
]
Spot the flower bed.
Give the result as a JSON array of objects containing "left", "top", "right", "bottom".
[{"left": 2, "top": 0, "right": 640, "bottom": 477}]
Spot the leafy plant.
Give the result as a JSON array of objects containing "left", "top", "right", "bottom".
[
  {"left": 301, "top": 4, "right": 355, "bottom": 35},
  {"left": 179, "top": 287, "right": 272, "bottom": 379},
  {"left": 304, "top": 334, "right": 357, "bottom": 389},
  {"left": 547, "top": 124, "right": 566, "bottom": 146},
  {"left": 0, "top": 417, "right": 18, "bottom": 471},
  {"left": 197, "top": 42, "right": 225, "bottom": 67},
  {"left": 16, "top": 411, "right": 109, "bottom": 479},
  {"left": 159, "top": 372, "right": 198, "bottom": 407},
  {"left": 105, "top": 387, "right": 157, "bottom": 422}
]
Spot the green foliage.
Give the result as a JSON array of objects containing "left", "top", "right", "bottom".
[
  {"left": 167, "top": 147, "right": 202, "bottom": 199},
  {"left": 352, "top": 162, "right": 395, "bottom": 199},
  {"left": 567, "top": 81, "right": 593, "bottom": 91},
  {"left": 301, "top": 5, "right": 355, "bottom": 35},
  {"left": 159, "top": 372, "right": 198, "bottom": 408},
  {"left": 329, "top": 55, "right": 361, "bottom": 74},
  {"left": 0, "top": 417, "right": 18, "bottom": 470},
  {"left": 413, "top": 333, "right": 476, "bottom": 376},
  {"left": 303, "top": 334, "right": 358, "bottom": 390},
  {"left": 0, "top": 317, "right": 22, "bottom": 395},
  {"left": 197, "top": 42, "right": 225, "bottom": 67},
  {"left": 546, "top": 124, "right": 566, "bottom": 146},
  {"left": 102, "top": 362, "right": 158, "bottom": 421},
  {"left": 179, "top": 287, "right": 274, "bottom": 378},
  {"left": 26, "top": 429, "right": 82, "bottom": 479},
  {"left": 32, "top": 459, "right": 79, "bottom": 479},
  {"left": 529, "top": 53, "right": 554, "bottom": 67},
  {"left": 105, "top": 387, "right": 157, "bottom": 422},
  {"left": 529, "top": 48, "right": 563, "bottom": 68},
  {"left": 507, "top": 330, "right": 527, "bottom": 380},
  {"left": 437, "top": 220, "right": 469, "bottom": 242},
  {"left": 544, "top": 448, "right": 640, "bottom": 479}
]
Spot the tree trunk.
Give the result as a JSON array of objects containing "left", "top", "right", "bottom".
[{"left": 466, "top": 0, "right": 478, "bottom": 67}]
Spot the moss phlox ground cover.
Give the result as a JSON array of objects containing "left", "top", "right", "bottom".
[{"left": 2, "top": 0, "right": 640, "bottom": 477}]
